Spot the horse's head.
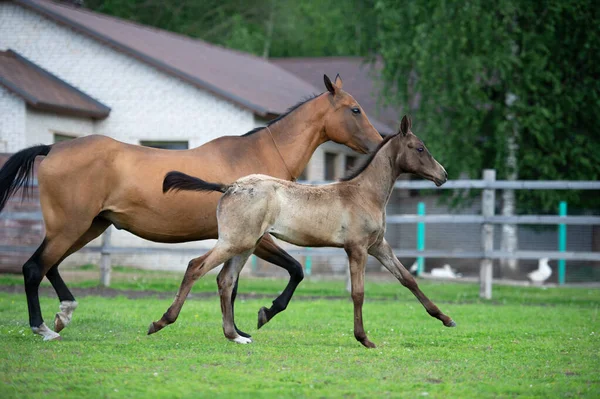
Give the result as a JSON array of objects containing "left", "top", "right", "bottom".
[
  {"left": 395, "top": 115, "right": 447, "bottom": 186},
  {"left": 321, "top": 74, "right": 383, "bottom": 154}
]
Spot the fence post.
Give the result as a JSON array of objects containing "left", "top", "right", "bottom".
[
  {"left": 417, "top": 202, "right": 426, "bottom": 276},
  {"left": 251, "top": 255, "right": 258, "bottom": 275},
  {"left": 100, "top": 228, "right": 112, "bottom": 287},
  {"left": 480, "top": 169, "right": 496, "bottom": 299},
  {"left": 558, "top": 201, "right": 567, "bottom": 285},
  {"left": 305, "top": 247, "right": 312, "bottom": 276}
]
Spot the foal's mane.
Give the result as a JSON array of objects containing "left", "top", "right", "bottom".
[
  {"left": 339, "top": 133, "right": 398, "bottom": 182},
  {"left": 241, "top": 93, "right": 321, "bottom": 137}
]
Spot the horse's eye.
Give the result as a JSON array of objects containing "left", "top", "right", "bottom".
[
  {"left": 417, "top": 147, "right": 424, "bottom": 153},
  {"left": 351, "top": 107, "right": 361, "bottom": 114}
]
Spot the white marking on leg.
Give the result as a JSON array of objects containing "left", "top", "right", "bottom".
[
  {"left": 56, "top": 300, "right": 78, "bottom": 327},
  {"left": 31, "top": 323, "right": 61, "bottom": 341},
  {"left": 231, "top": 336, "right": 253, "bottom": 344}
]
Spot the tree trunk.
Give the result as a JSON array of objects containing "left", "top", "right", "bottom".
[
  {"left": 262, "top": 2, "right": 275, "bottom": 59},
  {"left": 500, "top": 92, "right": 519, "bottom": 275}
]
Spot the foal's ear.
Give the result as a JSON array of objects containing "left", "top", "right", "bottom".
[
  {"left": 334, "top": 74, "right": 343, "bottom": 89},
  {"left": 399, "top": 115, "right": 411, "bottom": 136},
  {"left": 324, "top": 74, "right": 337, "bottom": 95}
]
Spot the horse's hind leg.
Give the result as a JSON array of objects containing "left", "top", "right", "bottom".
[
  {"left": 218, "top": 250, "right": 254, "bottom": 344},
  {"left": 48, "top": 217, "right": 112, "bottom": 332},
  {"left": 148, "top": 243, "right": 236, "bottom": 335},
  {"left": 253, "top": 234, "right": 304, "bottom": 329},
  {"left": 23, "top": 240, "right": 60, "bottom": 341},
  {"left": 369, "top": 239, "right": 456, "bottom": 328},
  {"left": 24, "top": 230, "right": 92, "bottom": 341}
]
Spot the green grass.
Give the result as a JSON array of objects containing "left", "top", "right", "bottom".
[{"left": 0, "top": 274, "right": 599, "bottom": 398}]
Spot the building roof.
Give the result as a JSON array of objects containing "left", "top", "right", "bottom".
[
  {"left": 12, "top": 0, "right": 320, "bottom": 117},
  {"left": 273, "top": 57, "right": 399, "bottom": 134},
  {"left": 0, "top": 49, "right": 110, "bottom": 119}
]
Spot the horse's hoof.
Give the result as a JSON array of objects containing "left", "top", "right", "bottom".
[
  {"left": 257, "top": 307, "right": 269, "bottom": 329},
  {"left": 445, "top": 319, "right": 457, "bottom": 327},
  {"left": 235, "top": 327, "right": 252, "bottom": 339},
  {"left": 45, "top": 334, "right": 62, "bottom": 342},
  {"left": 54, "top": 313, "right": 65, "bottom": 333},
  {"left": 147, "top": 322, "right": 160, "bottom": 335},
  {"left": 32, "top": 323, "right": 61, "bottom": 341},
  {"left": 230, "top": 336, "right": 253, "bottom": 344}
]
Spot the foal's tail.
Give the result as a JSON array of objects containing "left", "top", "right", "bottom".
[
  {"left": 0, "top": 144, "right": 52, "bottom": 213},
  {"left": 163, "top": 171, "right": 230, "bottom": 194}
]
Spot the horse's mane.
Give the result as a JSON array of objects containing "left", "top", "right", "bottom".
[
  {"left": 338, "top": 133, "right": 398, "bottom": 182},
  {"left": 241, "top": 93, "right": 321, "bottom": 137}
]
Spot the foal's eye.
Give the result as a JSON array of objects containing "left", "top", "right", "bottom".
[
  {"left": 417, "top": 147, "right": 424, "bottom": 153},
  {"left": 351, "top": 107, "right": 361, "bottom": 114}
]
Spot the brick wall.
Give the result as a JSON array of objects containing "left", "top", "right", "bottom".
[
  {"left": 0, "top": 154, "right": 44, "bottom": 273},
  {"left": 0, "top": 87, "right": 26, "bottom": 152}
]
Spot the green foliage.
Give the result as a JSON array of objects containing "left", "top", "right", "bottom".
[
  {"left": 85, "top": 0, "right": 379, "bottom": 57},
  {"left": 375, "top": 0, "right": 600, "bottom": 212},
  {"left": 1, "top": 280, "right": 599, "bottom": 398}
]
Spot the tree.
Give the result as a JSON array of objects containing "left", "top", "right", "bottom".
[
  {"left": 85, "top": 0, "right": 380, "bottom": 58},
  {"left": 375, "top": 0, "right": 600, "bottom": 273}
]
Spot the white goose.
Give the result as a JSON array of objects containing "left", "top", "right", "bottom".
[
  {"left": 431, "top": 264, "right": 462, "bottom": 279},
  {"left": 528, "top": 257, "right": 552, "bottom": 284}
]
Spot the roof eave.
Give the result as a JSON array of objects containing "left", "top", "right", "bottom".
[{"left": 13, "top": 0, "right": 270, "bottom": 117}]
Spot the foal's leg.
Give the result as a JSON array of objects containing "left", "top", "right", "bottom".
[
  {"left": 345, "top": 245, "right": 376, "bottom": 348},
  {"left": 252, "top": 234, "right": 304, "bottom": 329},
  {"left": 219, "top": 258, "right": 251, "bottom": 339},
  {"left": 217, "top": 250, "right": 254, "bottom": 344},
  {"left": 147, "top": 244, "right": 235, "bottom": 335},
  {"left": 368, "top": 239, "right": 456, "bottom": 327},
  {"left": 48, "top": 217, "right": 112, "bottom": 333}
]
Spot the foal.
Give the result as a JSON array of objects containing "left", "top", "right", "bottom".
[{"left": 150, "top": 115, "right": 455, "bottom": 348}]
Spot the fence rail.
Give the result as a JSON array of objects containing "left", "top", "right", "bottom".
[{"left": 1, "top": 171, "right": 599, "bottom": 298}]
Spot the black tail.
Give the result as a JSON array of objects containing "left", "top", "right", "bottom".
[
  {"left": 163, "top": 171, "right": 229, "bottom": 194},
  {"left": 0, "top": 144, "right": 52, "bottom": 213}
]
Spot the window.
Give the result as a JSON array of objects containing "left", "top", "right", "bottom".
[
  {"left": 54, "top": 133, "right": 77, "bottom": 143},
  {"left": 325, "top": 152, "right": 337, "bottom": 181},
  {"left": 140, "top": 140, "right": 189, "bottom": 150},
  {"left": 346, "top": 155, "right": 357, "bottom": 172}
]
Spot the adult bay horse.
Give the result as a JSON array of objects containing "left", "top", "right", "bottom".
[
  {"left": 0, "top": 74, "right": 383, "bottom": 341},
  {"left": 154, "top": 115, "right": 455, "bottom": 347}
]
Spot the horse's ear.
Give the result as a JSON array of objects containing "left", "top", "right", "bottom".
[
  {"left": 399, "top": 115, "right": 410, "bottom": 136},
  {"left": 334, "top": 73, "right": 343, "bottom": 89},
  {"left": 324, "top": 74, "right": 336, "bottom": 95}
]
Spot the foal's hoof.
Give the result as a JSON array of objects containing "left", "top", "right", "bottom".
[
  {"left": 444, "top": 319, "right": 457, "bottom": 327},
  {"left": 235, "top": 328, "right": 252, "bottom": 339},
  {"left": 230, "top": 336, "right": 253, "bottom": 344},
  {"left": 361, "top": 339, "right": 377, "bottom": 349},
  {"left": 147, "top": 322, "right": 161, "bottom": 335},
  {"left": 257, "top": 307, "right": 269, "bottom": 329}
]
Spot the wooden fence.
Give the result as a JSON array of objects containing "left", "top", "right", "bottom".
[{"left": 1, "top": 169, "right": 600, "bottom": 299}]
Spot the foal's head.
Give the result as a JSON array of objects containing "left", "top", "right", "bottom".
[
  {"left": 396, "top": 116, "right": 448, "bottom": 186},
  {"left": 320, "top": 74, "right": 382, "bottom": 154}
]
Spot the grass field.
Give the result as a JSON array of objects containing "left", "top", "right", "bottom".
[{"left": 0, "top": 269, "right": 599, "bottom": 398}]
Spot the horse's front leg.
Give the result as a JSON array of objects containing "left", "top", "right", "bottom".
[
  {"left": 253, "top": 234, "right": 304, "bottom": 329},
  {"left": 368, "top": 239, "right": 456, "bottom": 328},
  {"left": 345, "top": 245, "right": 376, "bottom": 348},
  {"left": 217, "top": 250, "right": 254, "bottom": 344}
]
